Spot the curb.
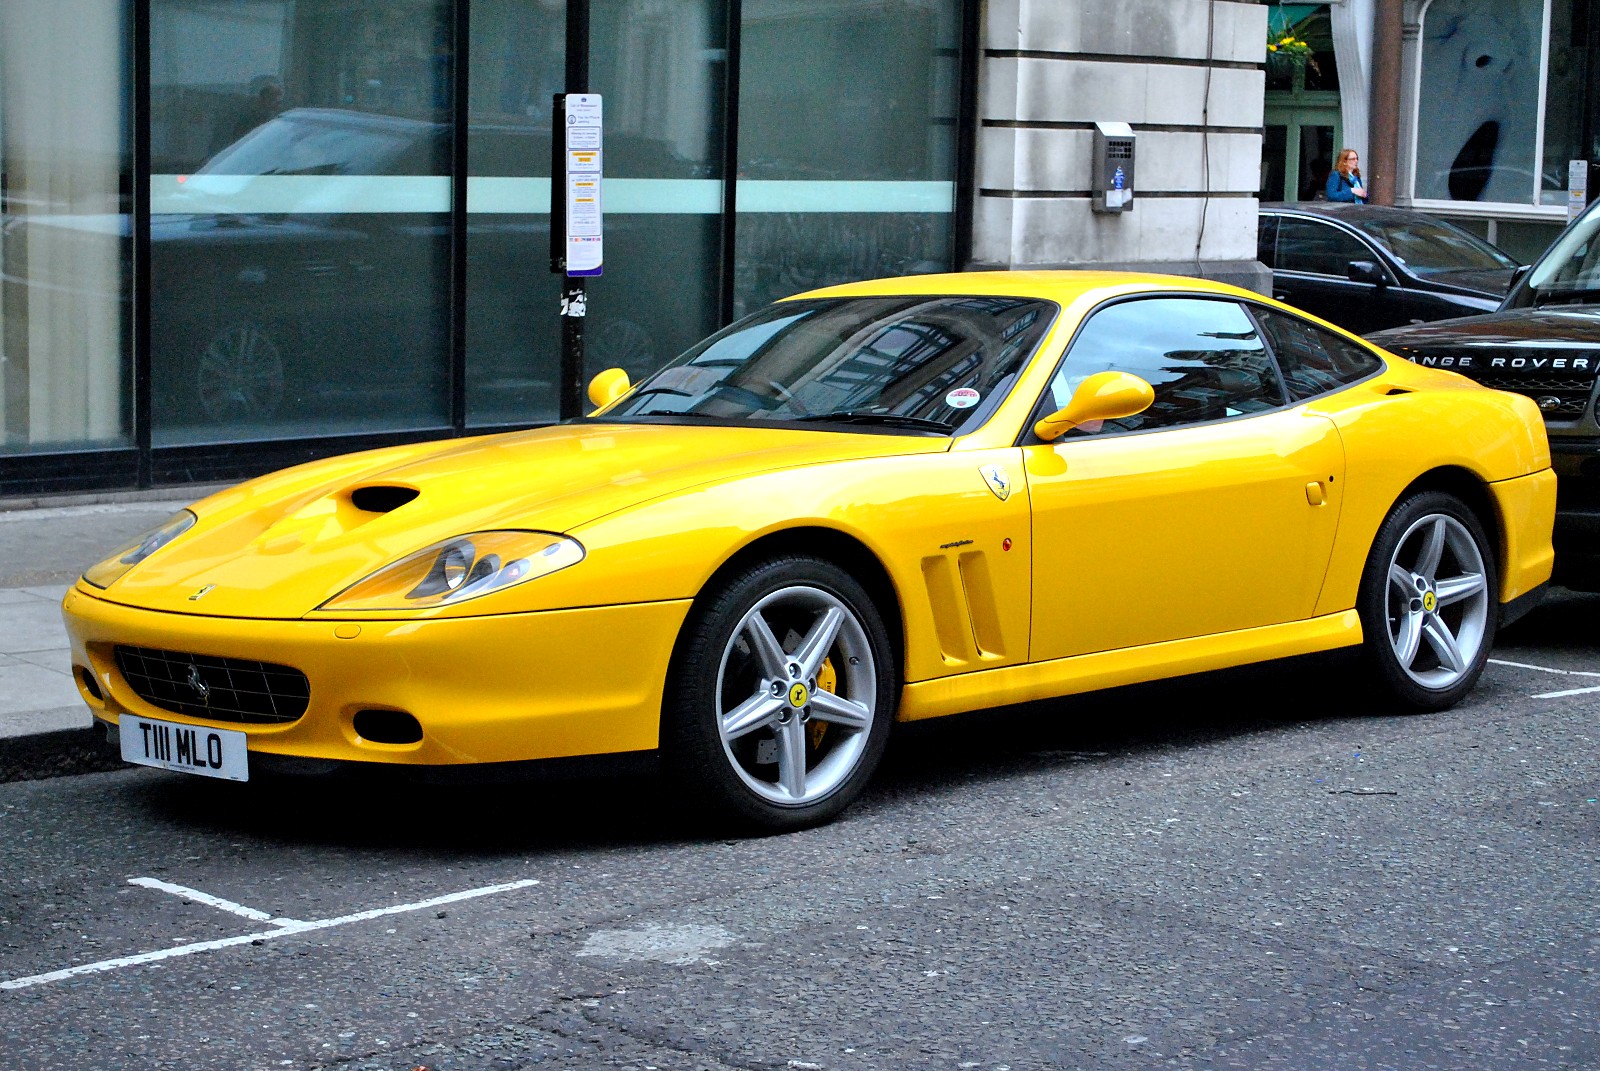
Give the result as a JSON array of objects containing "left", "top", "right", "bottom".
[
  {"left": 0, "top": 483, "right": 234, "bottom": 514},
  {"left": 0, "top": 727, "right": 126, "bottom": 785}
]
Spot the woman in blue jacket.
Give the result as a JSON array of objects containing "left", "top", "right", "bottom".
[{"left": 1326, "top": 148, "right": 1367, "bottom": 202}]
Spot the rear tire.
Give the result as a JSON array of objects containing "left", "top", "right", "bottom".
[
  {"left": 1356, "top": 491, "right": 1497, "bottom": 711},
  {"left": 662, "top": 555, "right": 896, "bottom": 832}
]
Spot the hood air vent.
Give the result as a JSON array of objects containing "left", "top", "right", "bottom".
[{"left": 350, "top": 485, "right": 420, "bottom": 513}]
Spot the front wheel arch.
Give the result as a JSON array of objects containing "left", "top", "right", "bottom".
[{"left": 681, "top": 526, "right": 905, "bottom": 682}]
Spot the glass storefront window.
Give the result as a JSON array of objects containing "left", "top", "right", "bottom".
[
  {"left": 1415, "top": 0, "right": 1545, "bottom": 204},
  {"left": 584, "top": 0, "right": 727, "bottom": 389},
  {"left": 464, "top": 0, "right": 565, "bottom": 427},
  {"left": 465, "top": 0, "right": 728, "bottom": 427},
  {"left": 149, "top": 0, "right": 454, "bottom": 446},
  {"left": 1, "top": 1, "right": 131, "bottom": 455},
  {"left": 1541, "top": 0, "right": 1600, "bottom": 207},
  {"left": 733, "top": 0, "right": 958, "bottom": 317}
]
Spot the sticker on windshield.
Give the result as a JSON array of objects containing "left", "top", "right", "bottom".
[{"left": 945, "top": 387, "right": 981, "bottom": 409}]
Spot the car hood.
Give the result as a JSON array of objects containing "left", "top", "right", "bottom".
[
  {"left": 1417, "top": 266, "right": 1518, "bottom": 298},
  {"left": 92, "top": 421, "right": 950, "bottom": 618},
  {"left": 1368, "top": 305, "right": 1600, "bottom": 350}
]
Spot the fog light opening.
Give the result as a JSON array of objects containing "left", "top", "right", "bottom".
[
  {"left": 75, "top": 666, "right": 104, "bottom": 701},
  {"left": 353, "top": 708, "right": 423, "bottom": 745}
]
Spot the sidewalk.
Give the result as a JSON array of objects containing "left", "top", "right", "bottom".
[{"left": 0, "top": 487, "right": 231, "bottom": 780}]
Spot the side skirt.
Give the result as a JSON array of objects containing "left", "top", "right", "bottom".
[{"left": 898, "top": 609, "right": 1364, "bottom": 722}]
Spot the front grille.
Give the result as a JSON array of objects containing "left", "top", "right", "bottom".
[
  {"left": 1475, "top": 374, "right": 1596, "bottom": 420},
  {"left": 114, "top": 646, "right": 310, "bottom": 724}
]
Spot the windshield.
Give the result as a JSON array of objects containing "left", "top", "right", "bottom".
[
  {"left": 597, "top": 295, "right": 1058, "bottom": 434},
  {"left": 1347, "top": 216, "right": 1517, "bottom": 276},
  {"left": 1527, "top": 198, "right": 1600, "bottom": 296}
]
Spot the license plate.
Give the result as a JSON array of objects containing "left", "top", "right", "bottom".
[{"left": 120, "top": 715, "right": 249, "bottom": 782}]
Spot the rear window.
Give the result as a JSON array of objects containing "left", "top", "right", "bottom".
[{"left": 1254, "top": 307, "right": 1384, "bottom": 400}]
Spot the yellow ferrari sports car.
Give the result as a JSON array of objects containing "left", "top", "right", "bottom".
[{"left": 62, "top": 271, "right": 1555, "bottom": 830}]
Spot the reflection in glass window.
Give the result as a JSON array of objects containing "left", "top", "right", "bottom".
[
  {"left": 0, "top": 0, "right": 131, "bottom": 454},
  {"left": 1415, "top": 0, "right": 1543, "bottom": 204},
  {"left": 1046, "top": 299, "right": 1285, "bottom": 436},
  {"left": 466, "top": 0, "right": 727, "bottom": 428},
  {"left": 464, "top": 0, "right": 565, "bottom": 427},
  {"left": 584, "top": 0, "right": 725, "bottom": 393},
  {"left": 600, "top": 296, "right": 1054, "bottom": 435},
  {"left": 1254, "top": 307, "right": 1383, "bottom": 401},
  {"left": 1541, "top": 0, "right": 1600, "bottom": 207},
  {"left": 148, "top": 0, "right": 453, "bottom": 446},
  {"left": 733, "top": 0, "right": 958, "bottom": 314}
]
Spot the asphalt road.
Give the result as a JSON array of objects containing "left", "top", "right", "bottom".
[{"left": 1, "top": 593, "right": 1597, "bottom": 1071}]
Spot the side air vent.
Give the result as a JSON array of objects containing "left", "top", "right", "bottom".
[
  {"left": 350, "top": 485, "right": 419, "bottom": 513},
  {"left": 1384, "top": 387, "right": 1413, "bottom": 396}
]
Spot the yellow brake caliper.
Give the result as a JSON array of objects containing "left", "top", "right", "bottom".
[{"left": 810, "top": 657, "right": 837, "bottom": 749}]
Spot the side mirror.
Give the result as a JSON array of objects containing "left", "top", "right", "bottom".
[
  {"left": 1510, "top": 264, "right": 1531, "bottom": 288},
  {"left": 1347, "top": 259, "right": 1388, "bottom": 286},
  {"left": 586, "top": 367, "right": 632, "bottom": 411},
  {"left": 1033, "top": 371, "right": 1155, "bottom": 442}
]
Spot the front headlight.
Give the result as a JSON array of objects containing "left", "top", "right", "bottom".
[
  {"left": 318, "top": 531, "right": 584, "bottom": 611},
  {"left": 82, "top": 510, "right": 198, "bottom": 589}
]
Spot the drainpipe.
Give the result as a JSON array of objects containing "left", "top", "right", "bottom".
[{"left": 1369, "top": 0, "right": 1403, "bottom": 204}]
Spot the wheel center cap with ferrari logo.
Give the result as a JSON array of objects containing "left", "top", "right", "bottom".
[
  {"left": 1422, "top": 591, "right": 1437, "bottom": 613},
  {"left": 788, "top": 682, "right": 810, "bottom": 708}
]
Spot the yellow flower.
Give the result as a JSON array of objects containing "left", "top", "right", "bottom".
[{"left": 1269, "top": 43, "right": 1278, "bottom": 51}]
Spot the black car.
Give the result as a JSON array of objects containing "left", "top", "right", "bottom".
[
  {"left": 1368, "top": 197, "right": 1600, "bottom": 591},
  {"left": 1258, "top": 202, "right": 1521, "bottom": 334}
]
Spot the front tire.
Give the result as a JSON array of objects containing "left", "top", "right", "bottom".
[
  {"left": 663, "top": 556, "right": 896, "bottom": 832},
  {"left": 1357, "top": 491, "right": 1497, "bottom": 711}
]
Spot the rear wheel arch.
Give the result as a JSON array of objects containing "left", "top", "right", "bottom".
[{"left": 1392, "top": 466, "right": 1502, "bottom": 575}]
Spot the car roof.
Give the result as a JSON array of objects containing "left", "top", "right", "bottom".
[
  {"left": 1259, "top": 201, "right": 1441, "bottom": 227},
  {"left": 790, "top": 270, "right": 1263, "bottom": 305}
]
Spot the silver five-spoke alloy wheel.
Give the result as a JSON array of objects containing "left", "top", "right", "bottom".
[
  {"left": 715, "top": 584, "right": 877, "bottom": 807},
  {"left": 1384, "top": 512, "right": 1490, "bottom": 690}
]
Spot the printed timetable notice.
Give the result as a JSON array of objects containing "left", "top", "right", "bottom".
[{"left": 564, "top": 94, "right": 603, "bottom": 276}]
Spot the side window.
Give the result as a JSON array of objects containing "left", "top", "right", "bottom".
[
  {"left": 1257, "top": 214, "right": 1279, "bottom": 269},
  {"left": 1275, "top": 217, "right": 1373, "bottom": 277},
  {"left": 1254, "top": 306, "right": 1384, "bottom": 400},
  {"left": 1043, "top": 297, "right": 1286, "bottom": 436}
]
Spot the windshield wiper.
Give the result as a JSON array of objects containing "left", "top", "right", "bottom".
[{"left": 790, "top": 411, "right": 953, "bottom": 431}]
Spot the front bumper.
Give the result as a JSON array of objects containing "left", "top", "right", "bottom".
[{"left": 62, "top": 586, "right": 691, "bottom": 767}]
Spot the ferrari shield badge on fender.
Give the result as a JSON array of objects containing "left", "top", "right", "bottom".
[{"left": 980, "top": 464, "right": 1011, "bottom": 501}]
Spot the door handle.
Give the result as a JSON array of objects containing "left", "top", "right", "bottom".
[{"left": 1305, "top": 481, "right": 1327, "bottom": 506}]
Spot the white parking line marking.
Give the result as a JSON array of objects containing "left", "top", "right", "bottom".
[
  {"left": 1532, "top": 685, "right": 1600, "bottom": 700},
  {"left": 0, "top": 878, "right": 539, "bottom": 992},
  {"left": 1489, "top": 658, "right": 1600, "bottom": 678},
  {"left": 128, "top": 877, "right": 293, "bottom": 924}
]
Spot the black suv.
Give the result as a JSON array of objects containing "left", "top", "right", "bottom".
[{"left": 1369, "top": 199, "right": 1600, "bottom": 590}]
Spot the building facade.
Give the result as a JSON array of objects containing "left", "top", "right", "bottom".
[
  {"left": 1260, "top": 0, "right": 1600, "bottom": 264},
  {"left": 2, "top": 0, "right": 1272, "bottom": 497}
]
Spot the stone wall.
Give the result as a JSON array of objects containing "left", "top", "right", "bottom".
[{"left": 973, "top": 0, "right": 1269, "bottom": 292}]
